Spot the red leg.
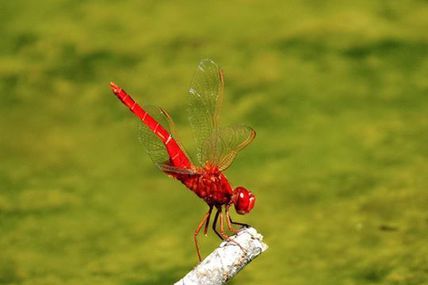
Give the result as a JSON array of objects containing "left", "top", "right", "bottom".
[
  {"left": 219, "top": 208, "right": 246, "bottom": 253},
  {"left": 203, "top": 206, "right": 213, "bottom": 236},
  {"left": 212, "top": 207, "right": 231, "bottom": 240},
  {"left": 194, "top": 208, "right": 212, "bottom": 262},
  {"left": 225, "top": 205, "right": 240, "bottom": 234},
  {"left": 218, "top": 209, "right": 230, "bottom": 240}
]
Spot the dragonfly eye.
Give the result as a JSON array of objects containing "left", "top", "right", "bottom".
[{"left": 233, "top": 186, "right": 256, "bottom": 215}]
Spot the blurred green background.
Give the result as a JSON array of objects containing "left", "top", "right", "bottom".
[{"left": 1, "top": 1, "right": 427, "bottom": 284}]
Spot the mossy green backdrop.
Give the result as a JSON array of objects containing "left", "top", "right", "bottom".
[{"left": 1, "top": 1, "right": 427, "bottom": 284}]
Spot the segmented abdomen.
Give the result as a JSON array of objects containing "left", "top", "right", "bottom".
[{"left": 110, "top": 82, "right": 191, "bottom": 168}]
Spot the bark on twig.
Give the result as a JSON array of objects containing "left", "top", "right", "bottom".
[{"left": 174, "top": 227, "right": 268, "bottom": 285}]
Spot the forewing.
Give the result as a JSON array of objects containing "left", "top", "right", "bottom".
[
  {"left": 138, "top": 105, "right": 191, "bottom": 174},
  {"left": 159, "top": 163, "right": 197, "bottom": 175},
  {"left": 188, "top": 59, "right": 224, "bottom": 166},
  {"left": 200, "top": 125, "right": 256, "bottom": 171}
]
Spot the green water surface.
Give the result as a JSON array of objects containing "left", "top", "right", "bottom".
[{"left": 1, "top": 1, "right": 427, "bottom": 284}]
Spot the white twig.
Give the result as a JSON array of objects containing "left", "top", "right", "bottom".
[{"left": 174, "top": 227, "right": 268, "bottom": 285}]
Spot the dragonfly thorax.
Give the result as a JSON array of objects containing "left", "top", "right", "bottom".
[{"left": 180, "top": 165, "right": 234, "bottom": 206}]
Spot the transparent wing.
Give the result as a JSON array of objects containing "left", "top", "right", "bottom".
[
  {"left": 138, "top": 105, "right": 191, "bottom": 173},
  {"left": 200, "top": 125, "right": 256, "bottom": 171},
  {"left": 188, "top": 59, "right": 224, "bottom": 166},
  {"left": 159, "top": 164, "right": 198, "bottom": 175}
]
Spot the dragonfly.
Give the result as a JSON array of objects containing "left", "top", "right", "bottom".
[{"left": 110, "top": 59, "right": 256, "bottom": 261}]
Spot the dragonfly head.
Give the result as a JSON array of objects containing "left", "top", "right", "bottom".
[{"left": 232, "top": 186, "right": 256, "bottom": 215}]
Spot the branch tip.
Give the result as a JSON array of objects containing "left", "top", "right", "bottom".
[{"left": 175, "top": 227, "right": 267, "bottom": 285}]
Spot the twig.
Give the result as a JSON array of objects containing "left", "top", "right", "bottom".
[{"left": 174, "top": 227, "right": 268, "bottom": 285}]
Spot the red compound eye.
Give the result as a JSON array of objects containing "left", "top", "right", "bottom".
[{"left": 233, "top": 186, "right": 256, "bottom": 214}]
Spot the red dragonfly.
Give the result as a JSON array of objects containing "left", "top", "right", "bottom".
[{"left": 110, "top": 59, "right": 256, "bottom": 261}]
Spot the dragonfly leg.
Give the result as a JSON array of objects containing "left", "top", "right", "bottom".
[
  {"left": 213, "top": 207, "right": 244, "bottom": 253},
  {"left": 218, "top": 209, "right": 230, "bottom": 240},
  {"left": 194, "top": 208, "right": 212, "bottom": 262},
  {"left": 212, "top": 207, "right": 223, "bottom": 240},
  {"left": 229, "top": 215, "right": 250, "bottom": 228},
  {"left": 203, "top": 206, "right": 213, "bottom": 236},
  {"left": 225, "top": 205, "right": 240, "bottom": 234},
  {"left": 212, "top": 207, "right": 233, "bottom": 240},
  {"left": 220, "top": 208, "right": 247, "bottom": 253}
]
